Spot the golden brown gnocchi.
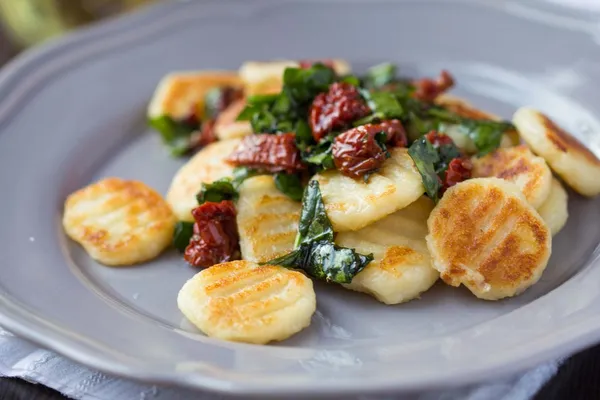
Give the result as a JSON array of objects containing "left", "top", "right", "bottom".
[{"left": 63, "top": 178, "right": 176, "bottom": 266}]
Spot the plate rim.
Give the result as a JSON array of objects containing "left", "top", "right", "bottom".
[{"left": 1, "top": 0, "right": 600, "bottom": 395}]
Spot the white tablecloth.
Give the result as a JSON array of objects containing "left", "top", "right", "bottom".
[{"left": 0, "top": 328, "right": 560, "bottom": 400}]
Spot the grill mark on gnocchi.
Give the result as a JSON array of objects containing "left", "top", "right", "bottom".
[
  {"left": 214, "top": 276, "right": 290, "bottom": 313},
  {"left": 63, "top": 178, "right": 176, "bottom": 266},
  {"left": 426, "top": 178, "right": 551, "bottom": 300},
  {"left": 472, "top": 145, "right": 552, "bottom": 208},
  {"left": 205, "top": 268, "right": 280, "bottom": 298},
  {"left": 177, "top": 260, "right": 316, "bottom": 343},
  {"left": 513, "top": 107, "right": 600, "bottom": 197},
  {"left": 236, "top": 176, "right": 301, "bottom": 263}
]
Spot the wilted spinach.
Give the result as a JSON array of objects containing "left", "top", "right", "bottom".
[
  {"left": 460, "top": 120, "right": 514, "bottom": 156},
  {"left": 263, "top": 181, "right": 373, "bottom": 284},
  {"left": 339, "top": 75, "right": 361, "bottom": 86},
  {"left": 414, "top": 105, "right": 514, "bottom": 156},
  {"left": 274, "top": 173, "right": 304, "bottom": 202},
  {"left": 266, "top": 240, "right": 373, "bottom": 284},
  {"left": 237, "top": 64, "right": 336, "bottom": 134},
  {"left": 408, "top": 137, "right": 442, "bottom": 202},
  {"left": 301, "top": 134, "right": 336, "bottom": 172},
  {"left": 148, "top": 115, "right": 198, "bottom": 157},
  {"left": 195, "top": 167, "right": 260, "bottom": 205},
  {"left": 195, "top": 178, "right": 238, "bottom": 205},
  {"left": 173, "top": 221, "right": 194, "bottom": 252},
  {"left": 436, "top": 141, "right": 462, "bottom": 175},
  {"left": 408, "top": 135, "right": 464, "bottom": 203},
  {"left": 355, "top": 89, "right": 405, "bottom": 125},
  {"left": 294, "top": 181, "right": 334, "bottom": 246},
  {"left": 362, "top": 62, "right": 397, "bottom": 89}
]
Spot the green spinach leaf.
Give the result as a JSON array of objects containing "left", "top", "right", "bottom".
[
  {"left": 274, "top": 173, "right": 304, "bottom": 202},
  {"left": 195, "top": 167, "right": 261, "bottom": 205},
  {"left": 408, "top": 136, "right": 442, "bottom": 202},
  {"left": 408, "top": 134, "right": 465, "bottom": 202},
  {"left": 148, "top": 115, "right": 198, "bottom": 157},
  {"left": 294, "top": 119, "right": 313, "bottom": 151},
  {"left": 339, "top": 75, "right": 361, "bottom": 86},
  {"left": 195, "top": 178, "right": 237, "bottom": 205},
  {"left": 421, "top": 105, "right": 514, "bottom": 156},
  {"left": 462, "top": 120, "right": 514, "bottom": 156},
  {"left": 262, "top": 180, "right": 373, "bottom": 284},
  {"left": 302, "top": 135, "right": 336, "bottom": 172},
  {"left": 266, "top": 240, "right": 373, "bottom": 284},
  {"left": 398, "top": 99, "right": 514, "bottom": 155},
  {"left": 282, "top": 63, "right": 336, "bottom": 106},
  {"left": 363, "top": 62, "right": 397, "bottom": 89},
  {"left": 294, "top": 180, "right": 334, "bottom": 246},
  {"left": 236, "top": 94, "right": 278, "bottom": 121},
  {"left": 436, "top": 142, "right": 462, "bottom": 175},
  {"left": 356, "top": 90, "right": 404, "bottom": 125},
  {"left": 173, "top": 221, "right": 194, "bottom": 252},
  {"left": 236, "top": 64, "right": 336, "bottom": 135}
]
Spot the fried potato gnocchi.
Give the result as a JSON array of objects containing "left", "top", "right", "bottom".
[
  {"left": 236, "top": 176, "right": 301, "bottom": 262},
  {"left": 513, "top": 107, "right": 600, "bottom": 197},
  {"left": 435, "top": 94, "right": 500, "bottom": 121},
  {"left": 336, "top": 197, "right": 439, "bottom": 304},
  {"left": 147, "top": 71, "right": 242, "bottom": 120},
  {"left": 239, "top": 59, "right": 351, "bottom": 96},
  {"left": 63, "top": 178, "right": 176, "bottom": 266},
  {"left": 435, "top": 94, "right": 520, "bottom": 153},
  {"left": 177, "top": 260, "right": 316, "bottom": 344},
  {"left": 471, "top": 145, "right": 552, "bottom": 208},
  {"left": 537, "top": 178, "right": 569, "bottom": 236},
  {"left": 426, "top": 178, "right": 551, "bottom": 300},
  {"left": 166, "top": 139, "right": 241, "bottom": 221},
  {"left": 213, "top": 99, "right": 253, "bottom": 140},
  {"left": 239, "top": 60, "right": 298, "bottom": 96},
  {"left": 314, "top": 148, "right": 425, "bottom": 232}
]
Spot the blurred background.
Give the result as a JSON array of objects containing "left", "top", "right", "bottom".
[{"left": 0, "top": 0, "right": 155, "bottom": 66}]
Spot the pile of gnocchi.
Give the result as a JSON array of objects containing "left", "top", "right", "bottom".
[{"left": 63, "top": 59, "right": 600, "bottom": 344}]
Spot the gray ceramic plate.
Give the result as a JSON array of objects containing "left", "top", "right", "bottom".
[{"left": 1, "top": 0, "right": 600, "bottom": 396}]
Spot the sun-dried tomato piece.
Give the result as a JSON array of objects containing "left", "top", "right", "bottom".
[
  {"left": 309, "top": 82, "right": 371, "bottom": 141},
  {"left": 376, "top": 120, "right": 408, "bottom": 148},
  {"left": 200, "top": 119, "right": 218, "bottom": 145},
  {"left": 333, "top": 128, "right": 384, "bottom": 179},
  {"left": 425, "top": 131, "right": 454, "bottom": 147},
  {"left": 184, "top": 200, "right": 240, "bottom": 268},
  {"left": 332, "top": 120, "right": 408, "bottom": 179},
  {"left": 226, "top": 133, "right": 306, "bottom": 173},
  {"left": 412, "top": 70, "right": 455, "bottom": 102},
  {"left": 442, "top": 157, "right": 472, "bottom": 193},
  {"left": 424, "top": 131, "right": 472, "bottom": 193},
  {"left": 187, "top": 119, "right": 217, "bottom": 151},
  {"left": 213, "top": 86, "right": 244, "bottom": 117},
  {"left": 183, "top": 108, "right": 201, "bottom": 127}
]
